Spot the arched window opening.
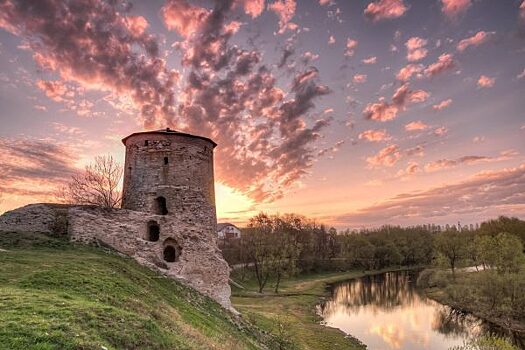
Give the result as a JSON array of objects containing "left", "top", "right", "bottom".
[
  {"left": 162, "top": 239, "right": 182, "bottom": 263},
  {"left": 164, "top": 157, "right": 169, "bottom": 165},
  {"left": 147, "top": 220, "right": 160, "bottom": 242},
  {"left": 163, "top": 246, "right": 177, "bottom": 262},
  {"left": 154, "top": 196, "right": 168, "bottom": 215}
]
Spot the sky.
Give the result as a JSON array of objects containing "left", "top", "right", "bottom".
[{"left": 0, "top": 0, "right": 524, "bottom": 229}]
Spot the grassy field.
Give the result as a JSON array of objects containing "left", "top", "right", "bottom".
[
  {"left": 231, "top": 267, "right": 412, "bottom": 350},
  {"left": 0, "top": 232, "right": 275, "bottom": 350}
]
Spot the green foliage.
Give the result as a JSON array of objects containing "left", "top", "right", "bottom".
[{"left": 449, "top": 335, "right": 519, "bottom": 350}]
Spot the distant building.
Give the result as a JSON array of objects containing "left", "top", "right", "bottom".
[{"left": 217, "top": 223, "right": 241, "bottom": 239}]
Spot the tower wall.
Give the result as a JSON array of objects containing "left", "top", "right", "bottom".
[{"left": 122, "top": 132, "right": 217, "bottom": 234}]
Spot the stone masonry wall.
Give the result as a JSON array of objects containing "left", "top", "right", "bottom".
[{"left": 0, "top": 204, "right": 232, "bottom": 310}]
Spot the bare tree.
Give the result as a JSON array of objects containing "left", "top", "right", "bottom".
[{"left": 58, "top": 155, "right": 123, "bottom": 208}]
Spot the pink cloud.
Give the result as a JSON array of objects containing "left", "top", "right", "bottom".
[
  {"left": 434, "top": 126, "right": 448, "bottom": 137},
  {"left": 477, "top": 75, "right": 495, "bottom": 88},
  {"left": 396, "top": 63, "right": 424, "bottom": 81},
  {"left": 405, "top": 121, "right": 429, "bottom": 131},
  {"left": 517, "top": 68, "right": 525, "bottom": 80},
  {"left": 269, "top": 0, "right": 297, "bottom": 34},
  {"left": 358, "top": 129, "right": 391, "bottom": 142},
  {"left": 457, "top": 31, "right": 495, "bottom": 52},
  {"left": 364, "top": 83, "right": 429, "bottom": 121},
  {"left": 521, "top": 1, "right": 525, "bottom": 24},
  {"left": 424, "top": 53, "right": 456, "bottom": 78},
  {"left": 366, "top": 144, "right": 401, "bottom": 167},
  {"left": 328, "top": 35, "right": 336, "bottom": 45},
  {"left": 424, "top": 155, "right": 491, "bottom": 172},
  {"left": 353, "top": 74, "right": 367, "bottom": 83},
  {"left": 240, "top": 0, "right": 265, "bottom": 18},
  {"left": 405, "top": 37, "right": 428, "bottom": 62},
  {"left": 441, "top": 0, "right": 472, "bottom": 19},
  {"left": 396, "top": 161, "right": 420, "bottom": 178},
  {"left": 364, "top": 0, "right": 408, "bottom": 22},
  {"left": 345, "top": 38, "right": 358, "bottom": 56},
  {"left": 125, "top": 16, "right": 149, "bottom": 37},
  {"left": 432, "top": 98, "right": 453, "bottom": 110},
  {"left": 362, "top": 56, "right": 377, "bottom": 64},
  {"left": 161, "top": 0, "right": 209, "bottom": 37}
]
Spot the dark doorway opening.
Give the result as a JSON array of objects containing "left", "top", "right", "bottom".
[
  {"left": 147, "top": 221, "right": 160, "bottom": 242},
  {"left": 154, "top": 196, "right": 168, "bottom": 215},
  {"left": 164, "top": 157, "right": 169, "bottom": 165},
  {"left": 163, "top": 246, "right": 177, "bottom": 262}
]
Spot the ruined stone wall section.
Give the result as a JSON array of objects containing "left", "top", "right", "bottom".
[
  {"left": 68, "top": 206, "right": 231, "bottom": 309},
  {"left": 0, "top": 204, "right": 69, "bottom": 234},
  {"left": 0, "top": 204, "right": 232, "bottom": 310}
]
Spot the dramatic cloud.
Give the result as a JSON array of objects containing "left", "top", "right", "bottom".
[
  {"left": 362, "top": 56, "right": 377, "bottom": 65},
  {"left": 441, "top": 0, "right": 472, "bottom": 20},
  {"left": 1, "top": 0, "right": 177, "bottom": 127},
  {"left": 333, "top": 163, "right": 525, "bottom": 226},
  {"left": 405, "top": 37, "right": 428, "bottom": 62},
  {"left": 358, "top": 129, "right": 391, "bottom": 142},
  {"left": 170, "top": 1, "right": 331, "bottom": 201},
  {"left": 424, "top": 53, "right": 456, "bottom": 78},
  {"left": 364, "top": 0, "right": 408, "bottom": 22},
  {"left": 162, "top": 0, "right": 210, "bottom": 37},
  {"left": 405, "top": 121, "right": 428, "bottom": 131},
  {"left": 457, "top": 31, "right": 495, "bottom": 52},
  {"left": 477, "top": 75, "right": 495, "bottom": 88},
  {"left": 269, "top": 0, "right": 297, "bottom": 33},
  {"left": 396, "top": 63, "right": 424, "bottom": 81},
  {"left": 364, "top": 83, "right": 429, "bottom": 121},
  {"left": 433, "top": 98, "right": 453, "bottom": 110},
  {"left": 0, "top": 137, "right": 79, "bottom": 199},
  {"left": 366, "top": 144, "right": 401, "bottom": 167},
  {"left": 345, "top": 38, "right": 358, "bottom": 57}
]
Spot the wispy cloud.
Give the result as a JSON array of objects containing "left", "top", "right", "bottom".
[{"left": 333, "top": 163, "right": 525, "bottom": 226}]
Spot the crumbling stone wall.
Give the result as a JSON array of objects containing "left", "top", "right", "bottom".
[{"left": 0, "top": 204, "right": 232, "bottom": 309}]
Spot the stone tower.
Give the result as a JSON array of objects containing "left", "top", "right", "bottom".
[{"left": 122, "top": 128, "right": 217, "bottom": 232}]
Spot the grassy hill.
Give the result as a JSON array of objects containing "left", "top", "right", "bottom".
[{"left": 0, "top": 232, "right": 275, "bottom": 350}]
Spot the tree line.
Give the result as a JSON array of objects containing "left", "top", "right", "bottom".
[{"left": 220, "top": 213, "right": 525, "bottom": 294}]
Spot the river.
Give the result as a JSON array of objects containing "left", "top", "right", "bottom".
[{"left": 318, "top": 270, "right": 524, "bottom": 350}]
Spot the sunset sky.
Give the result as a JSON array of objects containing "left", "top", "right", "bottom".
[{"left": 0, "top": 0, "right": 524, "bottom": 229}]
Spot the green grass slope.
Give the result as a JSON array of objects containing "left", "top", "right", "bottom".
[{"left": 0, "top": 232, "right": 274, "bottom": 350}]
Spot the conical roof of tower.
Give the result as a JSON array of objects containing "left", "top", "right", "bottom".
[{"left": 121, "top": 128, "right": 217, "bottom": 147}]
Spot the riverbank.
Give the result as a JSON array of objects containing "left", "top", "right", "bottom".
[
  {"left": 231, "top": 267, "right": 418, "bottom": 350},
  {"left": 419, "top": 269, "right": 525, "bottom": 337}
]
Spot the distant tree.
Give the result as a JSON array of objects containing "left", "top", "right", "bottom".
[
  {"left": 434, "top": 230, "right": 468, "bottom": 279},
  {"left": 58, "top": 155, "right": 123, "bottom": 208},
  {"left": 479, "top": 216, "right": 525, "bottom": 247},
  {"left": 478, "top": 232, "right": 524, "bottom": 274}
]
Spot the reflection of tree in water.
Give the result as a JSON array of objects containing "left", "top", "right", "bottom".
[
  {"left": 432, "top": 305, "right": 481, "bottom": 338},
  {"left": 432, "top": 305, "right": 525, "bottom": 348},
  {"left": 320, "top": 271, "right": 421, "bottom": 317}
]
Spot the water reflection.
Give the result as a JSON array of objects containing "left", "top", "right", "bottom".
[{"left": 319, "top": 271, "right": 523, "bottom": 350}]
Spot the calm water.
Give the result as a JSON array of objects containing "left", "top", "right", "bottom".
[{"left": 318, "top": 270, "right": 524, "bottom": 350}]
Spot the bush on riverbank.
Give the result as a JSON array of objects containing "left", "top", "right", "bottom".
[{"left": 449, "top": 335, "right": 519, "bottom": 350}]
